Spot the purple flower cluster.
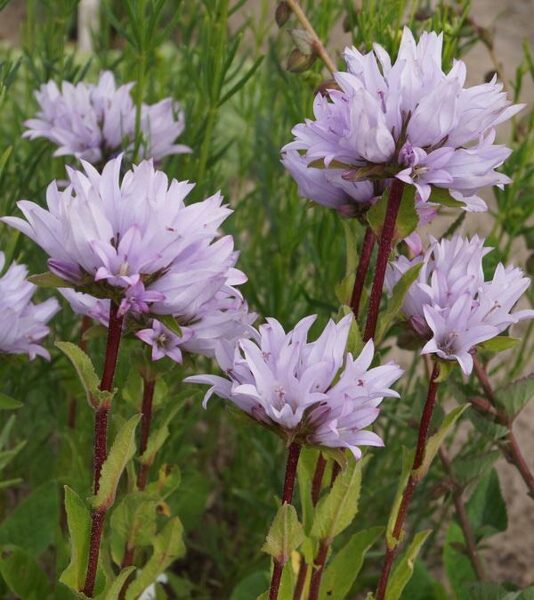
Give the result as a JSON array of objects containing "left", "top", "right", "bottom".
[
  {"left": 0, "top": 252, "right": 59, "bottom": 360},
  {"left": 186, "top": 314, "right": 403, "bottom": 457},
  {"left": 282, "top": 28, "right": 522, "bottom": 215},
  {"left": 24, "top": 71, "right": 191, "bottom": 164},
  {"left": 386, "top": 235, "right": 534, "bottom": 374},
  {"left": 2, "top": 156, "right": 253, "bottom": 362}
]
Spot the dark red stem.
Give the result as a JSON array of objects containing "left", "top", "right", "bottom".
[
  {"left": 350, "top": 226, "right": 376, "bottom": 319},
  {"left": 364, "top": 179, "right": 405, "bottom": 342},
  {"left": 311, "top": 454, "right": 326, "bottom": 506},
  {"left": 308, "top": 540, "right": 329, "bottom": 600},
  {"left": 269, "top": 442, "right": 302, "bottom": 600},
  {"left": 82, "top": 302, "right": 124, "bottom": 597},
  {"left": 375, "top": 362, "right": 440, "bottom": 600},
  {"left": 136, "top": 376, "right": 156, "bottom": 491},
  {"left": 293, "top": 562, "right": 308, "bottom": 600}
]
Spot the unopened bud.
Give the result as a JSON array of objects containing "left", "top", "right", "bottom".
[
  {"left": 287, "top": 48, "right": 317, "bottom": 73},
  {"left": 275, "top": 1, "right": 291, "bottom": 27},
  {"left": 415, "top": 7, "right": 433, "bottom": 20},
  {"left": 289, "top": 28, "right": 315, "bottom": 54}
]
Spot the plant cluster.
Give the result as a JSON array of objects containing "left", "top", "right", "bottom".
[{"left": 0, "top": 1, "right": 533, "bottom": 600}]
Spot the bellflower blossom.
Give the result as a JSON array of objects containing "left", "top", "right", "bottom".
[
  {"left": 0, "top": 252, "right": 59, "bottom": 360},
  {"left": 385, "top": 235, "right": 534, "bottom": 374},
  {"left": 282, "top": 28, "right": 522, "bottom": 212},
  {"left": 2, "top": 156, "right": 243, "bottom": 328},
  {"left": 185, "top": 314, "right": 403, "bottom": 458},
  {"left": 24, "top": 71, "right": 190, "bottom": 163}
]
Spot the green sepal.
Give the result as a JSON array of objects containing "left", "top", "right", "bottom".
[{"left": 28, "top": 271, "right": 75, "bottom": 289}]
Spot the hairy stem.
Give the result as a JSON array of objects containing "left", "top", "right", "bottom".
[
  {"left": 472, "top": 357, "right": 534, "bottom": 498},
  {"left": 364, "top": 179, "right": 405, "bottom": 342},
  {"left": 82, "top": 302, "right": 124, "bottom": 597},
  {"left": 285, "top": 0, "right": 337, "bottom": 74},
  {"left": 375, "top": 362, "right": 440, "bottom": 600},
  {"left": 269, "top": 442, "right": 302, "bottom": 600},
  {"left": 350, "top": 226, "right": 376, "bottom": 319},
  {"left": 439, "top": 448, "right": 487, "bottom": 580},
  {"left": 137, "top": 375, "right": 156, "bottom": 491}
]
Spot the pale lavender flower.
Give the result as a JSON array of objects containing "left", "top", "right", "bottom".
[
  {"left": 179, "top": 289, "right": 257, "bottom": 359},
  {"left": 136, "top": 320, "right": 192, "bottom": 363},
  {"left": 2, "top": 156, "right": 242, "bottom": 323},
  {"left": 24, "top": 71, "right": 190, "bottom": 163},
  {"left": 185, "top": 314, "right": 403, "bottom": 458},
  {"left": 0, "top": 252, "right": 59, "bottom": 360},
  {"left": 283, "top": 28, "right": 522, "bottom": 212},
  {"left": 386, "top": 235, "right": 534, "bottom": 374}
]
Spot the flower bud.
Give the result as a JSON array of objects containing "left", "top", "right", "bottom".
[
  {"left": 275, "top": 1, "right": 291, "bottom": 27},
  {"left": 287, "top": 48, "right": 317, "bottom": 73},
  {"left": 289, "top": 28, "right": 315, "bottom": 54}
]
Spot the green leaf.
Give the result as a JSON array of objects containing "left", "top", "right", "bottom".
[
  {"left": 335, "top": 274, "right": 355, "bottom": 306},
  {"left": 341, "top": 220, "right": 359, "bottom": 278},
  {"left": 28, "top": 271, "right": 75, "bottom": 289},
  {"left": 230, "top": 571, "right": 270, "bottom": 600},
  {"left": 60, "top": 486, "right": 91, "bottom": 591},
  {"left": 413, "top": 405, "right": 469, "bottom": 480},
  {"left": 386, "top": 447, "right": 413, "bottom": 549},
  {"left": 395, "top": 186, "right": 419, "bottom": 240},
  {"left": 320, "top": 526, "right": 383, "bottom": 600},
  {"left": 494, "top": 374, "right": 534, "bottom": 418},
  {"left": 125, "top": 517, "right": 185, "bottom": 600},
  {"left": 0, "top": 393, "right": 22, "bottom": 410},
  {"left": 367, "top": 190, "right": 388, "bottom": 237},
  {"left": 110, "top": 493, "right": 158, "bottom": 566},
  {"left": 453, "top": 451, "right": 500, "bottom": 487},
  {"left": 479, "top": 336, "right": 519, "bottom": 353},
  {"left": 402, "top": 560, "right": 449, "bottom": 600},
  {"left": 0, "top": 480, "right": 59, "bottom": 555},
  {"left": 56, "top": 341, "right": 114, "bottom": 409},
  {"left": 138, "top": 405, "right": 181, "bottom": 467},
  {"left": 376, "top": 263, "right": 423, "bottom": 343},
  {"left": 0, "top": 545, "right": 49, "bottom": 599},
  {"left": 311, "top": 456, "right": 364, "bottom": 542},
  {"left": 443, "top": 522, "right": 475, "bottom": 600},
  {"left": 95, "top": 567, "right": 135, "bottom": 600},
  {"left": 91, "top": 415, "right": 141, "bottom": 510},
  {"left": 466, "top": 468, "right": 507, "bottom": 539},
  {"left": 262, "top": 503, "right": 304, "bottom": 565},
  {"left": 386, "top": 529, "right": 431, "bottom": 600},
  {"left": 339, "top": 306, "right": 363, "bottom": 355}
]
